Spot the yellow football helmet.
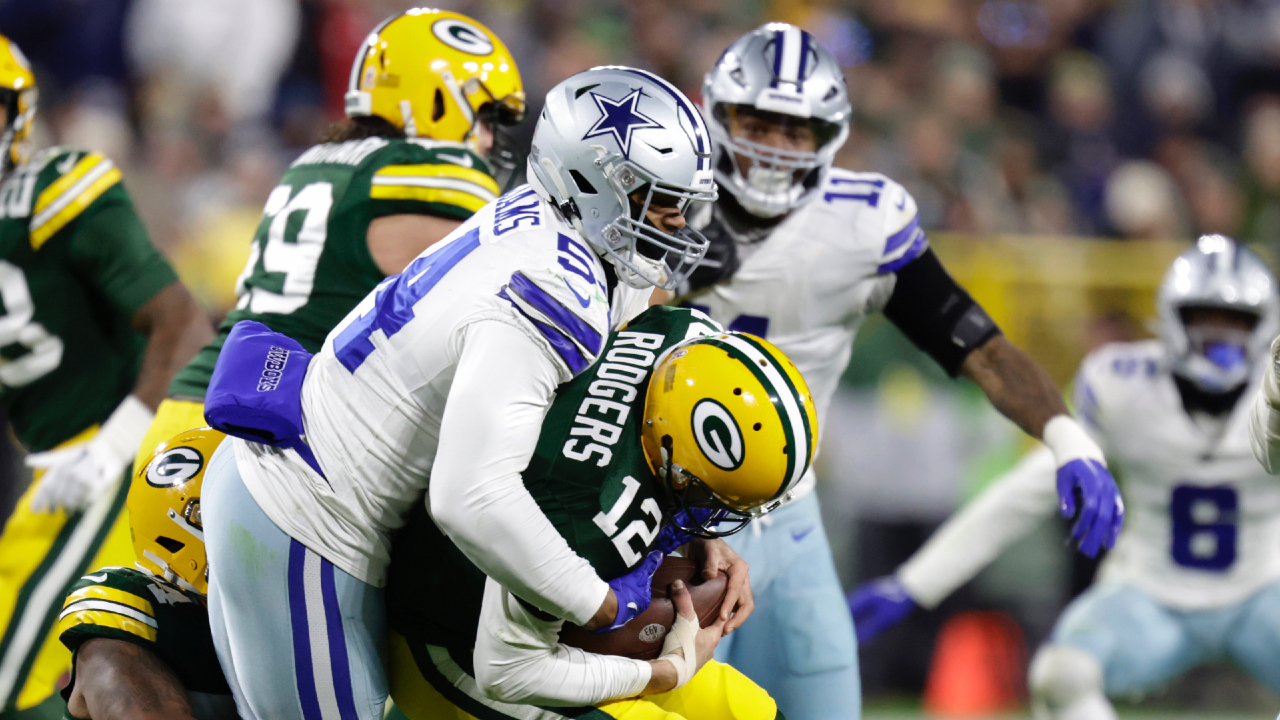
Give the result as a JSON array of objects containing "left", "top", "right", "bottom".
[
  {"left": 344, "top": 8, "right": 526, "bottom": 158},
  {"left": 0, "top": 35, "right": 36, "bottom": 173},
  {"left": 128, "top": 428, "right": 225, "bottom": 595},
  {"left": 641, "top": 332, "right": 819, "bottom": 536}
]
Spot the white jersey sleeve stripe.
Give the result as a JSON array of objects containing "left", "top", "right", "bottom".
[{"left": 877, "top": 217, "right": 928, "bottom": 273}]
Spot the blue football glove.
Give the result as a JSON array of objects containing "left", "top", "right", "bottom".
[
  {"left": 1043, "top": 415, "right": 1124, "bottom": 558},
  {"left": 1056, "top": 458, "right": 1124, "bottom": 557},
  {"left": 595, "top": 548, "right": 664, "bottom": 633},
  {"left": 847, "top": 576, "right": 918, "bottom": 643}
]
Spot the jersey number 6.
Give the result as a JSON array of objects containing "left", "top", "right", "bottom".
[{"left": 1170, "top": 484, "right": 1237, "bottom": 571}]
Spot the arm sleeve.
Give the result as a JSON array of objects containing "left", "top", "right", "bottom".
[
  {"left": 472, "top": 579, "right": 651, "bottom": 706},
  {"left": 881, "top": 248, "right": 1002, "bottom": 377},
  {"left": 63, "top": 196, "right": 179, "bottom": 318},
  {"left": 430, "top": 320, "right": 610, "bottom": 625},
  {"left": 897, "top": 446, "right": 1058, "bottom": 608},
  {"left": 1250, "top": 348, "right": 1280, "bottom": 474}
]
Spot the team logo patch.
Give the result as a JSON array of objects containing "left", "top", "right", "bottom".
[
  {"left": 146, "top": 446, "right": 204, "bottom": 488},
  {"left": 431, "top": 18, "right": 494, "bottom": 56},
  {"left": 582, "top": 89, "right": 662, "bottom": 157},
  {"left": 639, "top": 622, "right": 667, "bottom": 643},
  {"left": 691, "top": 399, "right": 744, "bottom": 471}
]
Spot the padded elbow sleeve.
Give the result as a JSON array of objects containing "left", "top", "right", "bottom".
[{"left": 882, "top": 248, "right": 1002, "bottom": 376}]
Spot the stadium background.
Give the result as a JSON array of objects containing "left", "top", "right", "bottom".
[{"left": 0, "top": 0, "right": 1277, "bottom": 716}]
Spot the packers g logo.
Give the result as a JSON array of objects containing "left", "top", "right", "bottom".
[
  {"left": 146, "top": 447, "right": 204, "bottom": 488},
  {"left": 432, "top": 18, "right": 495, "bottom": 56},
  {"left": 691, "top": 399, "right": 744, "bottom": 471}
]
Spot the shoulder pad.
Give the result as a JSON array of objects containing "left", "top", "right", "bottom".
[
  {"left": 818, "top": 170, "right": 925, "bottom": 273},
  {"left": 58, "top": 567, "right": 160, "bottom": 643},
  {"left": 29, "top": 148, "right": 122, "bottom": 250},
  {"left": 290, "top": 137, "right": 389, "bottom": 169},
  {"left": 368, "top": 139, "right": 498, "bottom": 214},
  {"left": 497, "top": 232, "right": 611, "bottom": 378},
  {"left": 1074, "top": 341, "right": 1163, "bottom": 428}
]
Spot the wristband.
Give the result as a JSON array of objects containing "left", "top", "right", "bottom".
[
  {"left": 98, "top": 395, "right": 155, "bottom": 463},
  {"left": 658, "top": 611, "right": 699, "bottom": 688},
  {"left": 1042, "top": 415, "right": 1104, "bottom": 465}
]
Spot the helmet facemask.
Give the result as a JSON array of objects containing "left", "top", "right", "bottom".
[
  {"left": 711, "top": 104, "right": 843, "bottom": 218},
  {"left": 0, "top": 86, "right": 34, "bottom": 175},
  {"left": 561, "top": 151, "right": 714, "bottom": 290},
  {"left": 456, "top": 75, "right": 527, "bottom": 175},
  {"left": 1174, "top": 305, "right": 1261, "bottom": 393},
  {"left": 655, "top": 435, "right": 755, "bottom": 538}
]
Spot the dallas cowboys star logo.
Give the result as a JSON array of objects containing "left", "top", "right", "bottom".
[{"left": 581, "top": 89, "right": 662, "bottom": 157}]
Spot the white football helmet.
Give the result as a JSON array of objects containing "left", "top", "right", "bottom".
[
  {"left": 703, "top": 23, "right": 852, "bottom": 218},
  {"left": 527, "top": 66, "right": 716, "bottom": 290},
  {"left": 1158, "top": 235, "right": 1280, "bottom": 393}
]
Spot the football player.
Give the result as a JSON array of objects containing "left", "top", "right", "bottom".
[
  {"left": 666, "top": 24, "right": 1125, "bottom": 719},
  {"left": 134, "top": 8, "right": 527, "bottom": 469},
  {"left": 0, "top": 36, "right": 213, "bottom": 719},
  {"left": 58, "top": 429, "right": 233, "bottom": 720},
  {"left": 386, "top": 306, "right": 814, "bottom": 719},
  {"left": 854, "top": 237, "right": 1280, "bottom": 720},
  {"left": 199, "top": 66, "right": 719, "bottom": 720}
]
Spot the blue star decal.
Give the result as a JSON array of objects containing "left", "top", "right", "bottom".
[{"left": 582, "top": 89, "right": 662, "bottom": 157}]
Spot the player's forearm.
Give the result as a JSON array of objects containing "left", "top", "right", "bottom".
[
  {"left": 1249, "top": 346, "right": 1280, "bottom": 474},
  {"left": 960, "top": 335, "right": 1068, "bottom": 439},
  {"left": 473, "top": 582, "right": 651, "bottom": 705},
  {"left": 431, "top": 321, "right": 608, "bottom": 625},
  {"left": 70, "top": 639, "right": 198, "bottom": 720},
  {"left": 129, "top": 281, "right": 214, "bottom": 409},
  {"left": 898, "top": 446, "right": 1059, "bottom": 608}
]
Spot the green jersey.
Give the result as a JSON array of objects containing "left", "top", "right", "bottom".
[
  {"left": 387, "top": 306, "right": 720, "bottom": 654},
  {"left": 0, "top": 147, "right": 177, "bottom": 451},
  {"left": 57, "top": 566, "right": 235, "bottom": 719},
  {"left": 169, "top": 137, "right": 497, "bottom": 398}
]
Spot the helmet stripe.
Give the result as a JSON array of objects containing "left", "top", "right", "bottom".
[
  {"left": 702, "top": 334, "right": 811, "bottom": 496},
  {"left": 347, "top": 13, "right": 404, "bottom": 94},
  {"left": 731, "top": 333, "right": 813, "bottom": 461},
  {"left": 797, "top": 30, "right": 811, "bottom": 80},
  {"left": 616, "top": 67, "right": 711, "bottom": 171},
  {"left": 778, "top": 26, "right": 804, "bottom": 85}
]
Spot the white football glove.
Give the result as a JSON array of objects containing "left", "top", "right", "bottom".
[{"left": 26, "top": 395, "right": 153, "bottom": 513}]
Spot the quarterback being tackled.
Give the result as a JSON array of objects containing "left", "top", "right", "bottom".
[{"left": 386, "top": 306, "right": 815, "bottom": 719}]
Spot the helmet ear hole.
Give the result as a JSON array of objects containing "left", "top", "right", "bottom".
[
  {"left": 432, "top": 89, "right": 445, "bottom": 122},
  {"left": 569, "top": 170, "right": 597, "bottom": 195},
  {"left": 155, "top": 536, "right": 185, "bottom": 553}
]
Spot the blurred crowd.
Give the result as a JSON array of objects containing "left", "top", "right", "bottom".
[
  {"left": 2, "top": 0, "right": 1279, "bottom": 314},
  {"left": 6, "top": 0, "right": 1280, "bottom": 314},
  {"left": 7, "top": 0, "right": 1280, "bottom": 705}
]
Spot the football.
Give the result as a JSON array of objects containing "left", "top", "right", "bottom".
[{"left": 559, "top": 556, "right": 729, "bottom": 660}]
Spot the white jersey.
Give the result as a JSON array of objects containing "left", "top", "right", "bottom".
[
  {"left": 235, "top": 185, "right": 648, "bottom": 590},
  {"left": 901, "top": 340, "right": 1280, "bottom": 611},
  {"left": 687, "top": 169, "right": 925, "bottom": 496},
  {"left": 1081, "top": 341, "right": 1280, "bottom": 609}
]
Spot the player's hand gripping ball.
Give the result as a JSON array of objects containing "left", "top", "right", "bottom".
[{"left": 560, "top": 557, "right": 728, "bottom": 660}]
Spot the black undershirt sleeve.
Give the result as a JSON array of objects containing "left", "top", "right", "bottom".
[{"left": 881, "top": 247, "right": 1002, "bottom": 377}]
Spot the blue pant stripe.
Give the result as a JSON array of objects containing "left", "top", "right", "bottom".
[
  {"left": 289, "top": 540, "right": 324, "bottom": 720},
  {"left": 320, "top": 557, "right": 359, "bottom": 720}
]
